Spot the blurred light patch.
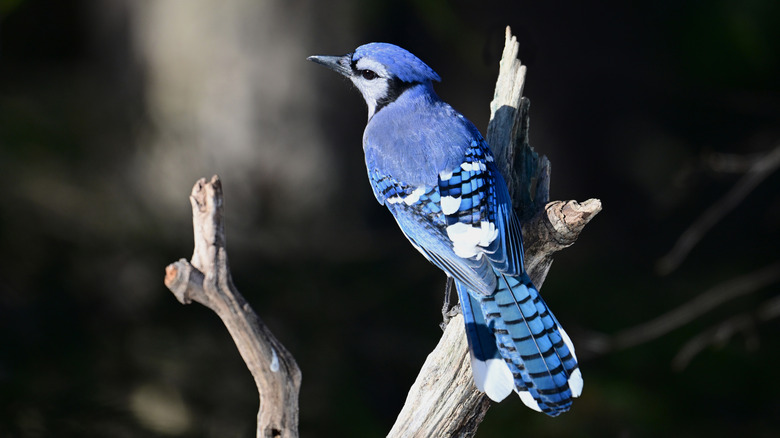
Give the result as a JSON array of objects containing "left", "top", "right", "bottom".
[
  {"left": 17, "top": 407, "right": 45, "bottom": 438},
  {"left": 129, "top": 382, "right": 191, "bottom": 435}
]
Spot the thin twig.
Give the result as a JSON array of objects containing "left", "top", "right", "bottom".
[
  {"left": 673, "top": 294, "right": 780, "bottom": 370},
  {"left": 584, "top": 261, "right": 780, "bottom": 356},
  {"left": 657, "top": 144, "right": 780, "bottom": 275}
]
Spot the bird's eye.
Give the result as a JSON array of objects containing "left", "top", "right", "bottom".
[{"left": 361, "top": 70, "right": 378, "bottom": 80}]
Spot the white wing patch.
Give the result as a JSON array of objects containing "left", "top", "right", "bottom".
[
  {"left": 446, "top": 221, "right": 499, "bottom": 259},
  {"left": 460, "top": 161, "right": 486, "bottom": 172},
  {"left": 440, "top": 196, "right": 461, "bottom": 215},
  {"left": 402, "top": 186, "right": 426, "bottom": 205},
  {"left": 385, "top": 186, "right": 426, "bottom": 206},
  {"left": 438, "top": 156, "right": 501, "bottom": 262}
]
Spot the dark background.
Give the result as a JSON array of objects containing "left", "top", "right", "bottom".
[{"left": 2, "top": 0, "right": 779, "bottom": 436}]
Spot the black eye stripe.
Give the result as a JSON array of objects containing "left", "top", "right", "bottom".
[
  {"left": 349, "top": 54, "right": 358, "bottom": 72},
  {"left": 375, "top": 77, "right": 415, "bottom": 114}
]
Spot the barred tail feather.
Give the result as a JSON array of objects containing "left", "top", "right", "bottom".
[
  {"left": 467, "top": 272, "right": 581, "bottom": 416},
  {"left": 456, "top": 281, "right": 514, "bottom": 401},
  {"left": 533, "top": 289, "right": 583, "bottom": 398}
]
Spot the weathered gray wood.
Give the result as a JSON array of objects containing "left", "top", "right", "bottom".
[
  {"left": 387, "top": 27, "right": 601, "bottom": 438},
  {"left": 164, "top": 176, "right": 302, "bottom": 438}
]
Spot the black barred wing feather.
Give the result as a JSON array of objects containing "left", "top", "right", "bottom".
[
  {"left": 437, "top": 140, "right": 525, "bottom": 282},
  {"left": 367, "top": 168, "right": 497, "bottom": 295}
]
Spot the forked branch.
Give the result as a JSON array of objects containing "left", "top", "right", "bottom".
[{"left": 164, "top": 176, "right": 302, "bottom": 438}]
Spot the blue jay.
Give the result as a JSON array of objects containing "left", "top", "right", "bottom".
[{"left": 309, "top": 43, "right": 582, "bottom": 416}]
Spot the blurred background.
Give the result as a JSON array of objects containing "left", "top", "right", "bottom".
[{"left": 2, "top": 0, "right": 779, "bottom": 436}]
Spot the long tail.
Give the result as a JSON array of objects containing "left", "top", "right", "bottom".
[{"left": 457, "top": 273, "right": 582, "bottom": 416}]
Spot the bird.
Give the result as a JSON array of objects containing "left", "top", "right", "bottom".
[{"left": 308, "top": 43, "right": 582, "bottom": 416}]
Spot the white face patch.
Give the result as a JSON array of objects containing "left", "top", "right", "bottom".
[
  {"left": 350, "top": 58, "right": 391, "bottom": 119},
  {"left": 355, "top": 58, "right": 389, "bottom": 76}
]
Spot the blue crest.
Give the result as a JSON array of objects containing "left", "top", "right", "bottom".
[{"left": 353, "top": 43, "right": 441, "bottom": 83}]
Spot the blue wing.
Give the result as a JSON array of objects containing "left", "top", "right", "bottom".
[
  {"left": 366, "top": 138, "right": 525, "bottom": 295},
  {"left": 437, "top": 139, "right": 525, "bottom": 278},
  {"left": 367, "top": 167, "right": 497, "bottom": 294}
]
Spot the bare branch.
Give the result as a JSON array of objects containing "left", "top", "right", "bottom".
[
  {"left": 657, "top": 144, "right": 780, "bottom": 275},
  {"left": 164, "top": 176, "right": 302, "bottom": 438},
  {"left": 583, "top": 261, "right": 780, "bottom": 357},
  {"left": 705, "top": 151, "right": 769, "bottom": 174},
  {"left": 388, "top": 26, "right": 601, "bottom": 438},
  {"left": 523, "top": 199, "right": 602, "bottom": 286},
  {"left": 673, "top": 293, "right": 780, "bottom": 370}
]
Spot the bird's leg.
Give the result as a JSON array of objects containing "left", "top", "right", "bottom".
[{"left": 440, "top": 277, "right": 461, "bottom": 331}]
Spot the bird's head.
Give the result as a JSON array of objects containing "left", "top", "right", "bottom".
[{"left": 308, "top": 43, "right": 440, "bottom": 119}]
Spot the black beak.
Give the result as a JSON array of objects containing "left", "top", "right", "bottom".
[{"left": 307, "top": 54, "right": 352, "bottom": 77}]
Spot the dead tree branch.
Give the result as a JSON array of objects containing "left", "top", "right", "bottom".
[
  {"left": 387, "top": 26, "right": 601, "bottom": 438},
  {"left": 583, "top": 261, "right": 780, "bottom": 358},
  {"left": 164, "top": 176, "right": 302, "bottom": 438},
  {"left": 673, "top": 292, "right": 780, "bottom": 370},
  {"left": 657, "top": 144, "right": 780, "bottom": 275}
]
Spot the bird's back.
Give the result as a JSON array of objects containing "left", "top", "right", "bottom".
[{"left": 363, "top": 84, "right": 484, "bottom": 189}]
